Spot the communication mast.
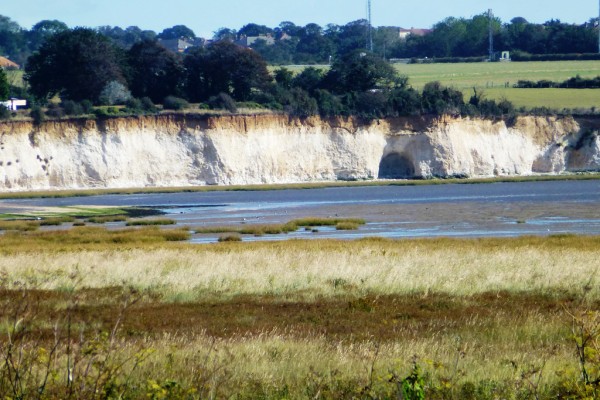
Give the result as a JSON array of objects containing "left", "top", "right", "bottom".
[
  {"left": 367, "top": 0, "right": 373, "bottom": 52},
  {"left": 488, "top": 9, "right": 494, "bottom": 61}
]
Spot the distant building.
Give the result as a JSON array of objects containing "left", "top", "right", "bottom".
[
  {"left": 235, "top": 34, "right": 275, "bottom": 48},
  {"left": 0, "top": 56, "right": 19, "bottom": 69},
  {"left": 1, "top": 98, "right": 27, "bottom": 111},
  {"left": 158, "top": 38, "right": 206, "bottom": 53},
  {"left": 398, "top": 28, "right": 432, "bottom": 40}
]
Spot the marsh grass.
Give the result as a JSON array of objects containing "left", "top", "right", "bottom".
[
  {"left": 335, "top": 221, "right": 360, "bottom": 230},
  {"left": 0, "top": 235, "right": 598, "bottom": 398},
  {"left": 87, "top": 215, "right": 128, "bottom": 224},
  {"left": 0, "top": 220, "right": 40, "bottom": 231},
  {"left": 0, "top": 226, "right": 190, "bottom": 250},
  {"left": 126, "top": 218, "right": 176, "bottom": 226},
  {"left": 39, "top": 216, "right": 76, "bottom": 226},
  {"left": 196, "top": 218, "right": 365, "bottom": 236},
  {"left": 0, "top": 206, "right": 156, "bottom": 222},
  {"left": 0, "top": 235, "right": 598, "bottom": 299},
  {"left": 218, "top": 234, "right": 242, "bottom": 242}
]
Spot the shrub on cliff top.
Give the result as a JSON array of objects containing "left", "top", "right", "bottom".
[
  {"left": 0, "top": 105, "right": 10, "bottom": 120},
  {"left": 163, "top": 96, "right": 189, "bottom": 110},
  {"left": 208, "top": 93, "right": 237, "bottom": 113},
  {"left": 30, "top": 105, "right": 45, "bottom": 124},
  {"left": 99, "top": 81, "right": 132, "bottom": 106},
  {"left": 62, "top": 100, "right": 84, "bottom": 116}
]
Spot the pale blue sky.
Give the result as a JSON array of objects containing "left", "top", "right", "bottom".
[{"left": 2, "top": 0, "right": 598, "bottom": 38}]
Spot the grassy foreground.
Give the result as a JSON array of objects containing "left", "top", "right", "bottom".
[{"left": 0, "top": 232, "right": 599, "bottom": 399}]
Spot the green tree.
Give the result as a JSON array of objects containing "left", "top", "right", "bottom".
[
  {"left": 238, "top": 23, "right": 273, "bottom": 38},
  {"left": 212, "top": 27, "right": 237, "bottom": 41},
  {"left": 157, "top": 25, "right": 195, "bottom": 40},
  {"left": 185, "top": 41, "right": 271, "bottom": 102},
  {"left": 325, "top": 51, "right": 397, "bottom": 93},
  {"left": 27, "top": 20, "right": 68, "bottom": 50},
  {"left": 25, "top": 28, "right": 127, "bottom": 103},
  {"left": 292, "top": 67, "right": 324, "bottom": 93},
  {"left": 296, "top": 24, "right": 334, "bottom": 63},
  {"left": 286, "top": 88, "right": 318, "bottom": 117},
  {"left": 276, "top": 21, "right": 302, "bottom": 37},
  {"left": 421, "top": 81, "right": 464, "bottom": 115},
  {"left": 98, "top": 25, "right": 156, "bottom": 49},
  {"left": 274, "top": 67, "right": 294, "bottom": 89},
  {"left": 0, "top": 68, "right": 10, "bottom": 101},
  {"left": 0, "top": 15, "right": 26, "bottom": 64},
  {"left": 127, "top": 39, "right": 185, "bottom": 102}
]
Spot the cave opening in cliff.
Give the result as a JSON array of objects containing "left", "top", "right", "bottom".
[{"left": 378, "top": 152, "right": 416, "bottom": 179}]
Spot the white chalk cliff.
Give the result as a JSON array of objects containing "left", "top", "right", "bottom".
[{"left": 0, "top": 114, "right": 598, "bottom": 191}]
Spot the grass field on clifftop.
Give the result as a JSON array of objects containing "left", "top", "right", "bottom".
[
  {"left": 394, "top": 60, "right": 600, "bottom": 110},
  {"left": 282, "top": 60, "right": 600, "bottom": 110}
]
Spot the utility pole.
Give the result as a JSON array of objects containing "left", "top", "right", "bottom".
[
  {"left": 488, "top": 9, "right": 494, "bottom": 61},
  {"left": 598, "top": 0, "right": 600, "bottom": 53},
  {"left": 367, "top": 0, "right": 374, "bottom": 52}
]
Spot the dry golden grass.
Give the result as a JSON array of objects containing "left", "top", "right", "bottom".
[
  {"left": 0, "top": 236, "right": 598, "bottom": 301},
  {"left": 0, "top": 235, "right": 598, "bottom": 398}
]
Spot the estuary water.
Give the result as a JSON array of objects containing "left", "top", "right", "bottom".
[{"left": 2, "top": 180, "right": 600, "bottom": 242}]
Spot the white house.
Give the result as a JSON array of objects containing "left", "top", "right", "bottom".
[{"left": 1, "top": 98, "right": 27, "bottom": 111}]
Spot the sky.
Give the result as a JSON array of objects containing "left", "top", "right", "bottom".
[{"left": 2, "top": 0, "right": 598, "bottom": 38}]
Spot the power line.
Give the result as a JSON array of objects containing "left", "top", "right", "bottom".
[
  {"left": 488, "top": 9, "right": 494, "bottom": 61},
  {"left": 367, "top": 0, "right": 373, "bottom": 52}
]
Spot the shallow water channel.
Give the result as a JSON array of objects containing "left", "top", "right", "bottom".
[{"left": 2, "top": 180, "right": 600, "bottom": 242}]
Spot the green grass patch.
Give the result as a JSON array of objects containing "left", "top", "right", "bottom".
[
  {"left": 126, "top": 218, "right": 176, "bottom": 226},
  {"left": 0, "top": 226, "right": 190, "bottom": 250},
  {"left": 392, "top": 60, "right": 600, "bottom": 109},
  {"left": 290, "top": 217, "right": 366, "bottom": 227},
  {"left": 39, "top": 216, "right": 76, "bottom": 226},
  {"left": 481, "top": 87, "right": 600, "bottom": 110},
  {"left": 87, "top": 215, "right": 129, "bottom": 224},
  {"left": 0, "top": 220, "right": 40, "bottom": 231},
  {"left": 196, "top": 218, "right": 366, "bottom": 237},
  {"left": 0, "top": 207, "right": 160, "bottom": 225},
  {"left": 394, "top": 60, "right": 600, "bottom": 90},
  {"left": 335, "top": 221, "right": 361, "bottom": 230}
]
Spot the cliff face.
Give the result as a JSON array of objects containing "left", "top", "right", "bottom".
[{"left": 0, "top": 114, "right": 598, "bottom": 191}]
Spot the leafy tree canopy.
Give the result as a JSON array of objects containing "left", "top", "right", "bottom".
[
  {"left": 25, "top": 28, "right": 127, "bottom": 103},
  {"left": 127, "top": 39, "right": 185, "bottom": 102},
  {"left": 213, "top": 28, "right": 237, "bottom": 41},
  {"left": 185, "top": 41, "right": 271, "bottom": 102},
  {"left": 325, "top": 50, "right": 397, "bottom": 93},
  {"left": 0, "top": 68, "right": 9, "bottom": 101},
  {"left": 28, "top": 20, "right": 69, "bottom": 50},
  {"left": 157, "top": 25, "right": 195, "bottom": 40},
  {"left": 0, "top": 16, "right": 20, "bottom": 33},
  {"left": 238, "top": 23, "right": 273, "bottom": 38}
]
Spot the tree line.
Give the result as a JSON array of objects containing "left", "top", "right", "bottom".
[
  {"left": 0, "top": 13, "right": 599, "bottom": 67},
  {"left": 17, "top": 27, "right": 516, "bottom": 122}
]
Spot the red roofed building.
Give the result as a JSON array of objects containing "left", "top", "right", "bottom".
[{"left": 0, "top": 56, "right": 19, "bottom": 69}]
